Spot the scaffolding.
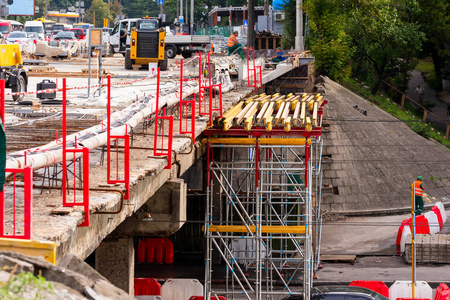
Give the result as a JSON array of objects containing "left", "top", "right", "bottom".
[{"left": 203, "top": 93, "right": 325, "bottom": 299}]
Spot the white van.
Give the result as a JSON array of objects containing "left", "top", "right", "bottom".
[
  {"left": 24, "top": 21, "right": 44, "bottom": 40},
  {"left": 109, "top": 18, "right": 139, "bottom": 54}
]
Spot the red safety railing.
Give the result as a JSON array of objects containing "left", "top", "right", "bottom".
[
  {"left": 179, "top": 59, "right": 196, "bottom": 142},
  {"left": 211, "top": 83, "right": 223, "bottom": 119},
  {"left": 0, "top": 79, "right": 33, "bottom": 239},
  {"left": 62, "top": 78, "right": 90, "bottom": 227},
  {"left": 247, "top": 46, "right": 262, "bottom": 92},
  {"left": 0, "top": 166, "right": 33, "bottom": 240},
  {"left": 106, "top": 75, "right": 130, "bottom": 199},
  {"left": 154, "top": 68, "right": 174, "bottom": 169}
]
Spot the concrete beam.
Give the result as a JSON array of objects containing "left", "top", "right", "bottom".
[{"left": 114, "top": 178, "right": 187, "bottom": 237}]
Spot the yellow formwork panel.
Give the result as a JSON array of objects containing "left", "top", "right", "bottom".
[
  {"left": 203, "top": 137, "right": 310, "bottom": 145},
  {"left": 205, "top": 225, "right": 306, "bottom": 234},
  {"left": 0, "top": 238, "right": 57, "bottom": 264},
  {"left": 0, "top": 44, "right": 22, "bottom": 67}
]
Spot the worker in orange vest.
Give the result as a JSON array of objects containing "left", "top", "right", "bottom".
[
  {"left": 413, "top": 176, "right": 425, "bottom": 215},
  {"left": 227, "top": 31, "right": 245, "bottom": 59}
]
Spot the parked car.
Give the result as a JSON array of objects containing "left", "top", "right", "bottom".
[
  {"left": 69, "top": 28, "right": 85, "bottom": 40},
  {"left": 53, "top": 31, "right": 76, "bottom": 41},
  {"left": 51, "top": 30, "right": 62, "bottom": 38},
  {"left": 282, "top": 286, "right": 390, "bottom": 300},
  {"left": 26, "top": 32, "right": 40, "bottom": 43},
  {"left": 0, "top": 21, "right": 12, "bottom": 37},
  {"left": 6, "top": 31, "right": 29, "bottom": 43}
]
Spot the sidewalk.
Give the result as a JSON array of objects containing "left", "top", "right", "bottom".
[{"left": 407, "top": 70, "right": 450, "bottom": 132}]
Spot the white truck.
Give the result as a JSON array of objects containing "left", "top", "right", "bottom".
[{"left": 109, "top": 18, "right": 211, "bottom": 58}]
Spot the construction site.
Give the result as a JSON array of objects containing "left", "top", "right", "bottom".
[{"left": 0, "top": 43, "right": 450, "bottom": 300}]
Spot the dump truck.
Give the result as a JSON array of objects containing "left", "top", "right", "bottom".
[
  {"left": 125, "top": 18, "right": 168, "bottom": 71},
  {"left": 0, "top": 44, "right": 27, "bottom": 101}
]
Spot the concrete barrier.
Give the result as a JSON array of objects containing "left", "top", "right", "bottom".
[
  {"left": 161, "top": 279, "right": 203, "bottom": 300},
  {"left": 424, "top": 211, "right": 440, "bottom": 234},
  {"left": 389, "top": 281, "right": 432, "bottom": 300}
]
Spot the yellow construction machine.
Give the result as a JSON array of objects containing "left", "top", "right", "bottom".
[
  {"left": 0, "top": 44, "right": 27, "bottom": 101},
  {"left": 125, "top": 17, "right": 168, "bottom": 71}
]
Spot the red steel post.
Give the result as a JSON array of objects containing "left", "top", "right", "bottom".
[
  {"left": 79, "top": 147, "right": 90, "bottom": 226},
  {"left": 107, "top": 75, "right": 111, "bottom": 182},
  {"left": 23, "top": 166, "right": 32, "bottom": 239},
  {"left": 208, "top": 52, "right": 213, "bottom": 126},
  {"left": 62, "top": 78, "right": 70, "bottom": 206},
  {"left": 305, "top": 141, "right": 310, "bottom": 188},
  {"left": 0, "top": 79, "right": 4, "bottom": 126}
]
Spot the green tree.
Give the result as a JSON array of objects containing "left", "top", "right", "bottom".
[
  {"left": 109, "top": 0, "right": 123, "bottom": 22},
  {"left": 84, "top": 0, "right": 112, "bottom": 27},
  {"left": 346, "top": 0, "right": 424, "bottom": 94},
  {"left": 416, "top": 0, "right": 450, "bottom": 86},
  {"left": 303, "top": 0, "right": 353, "bottom": 81}
]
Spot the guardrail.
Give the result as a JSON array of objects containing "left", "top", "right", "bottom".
[{"left": 381, "top": 80, "right": 450, "bottom": 139}]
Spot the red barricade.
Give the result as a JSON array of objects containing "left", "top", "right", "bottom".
[
  {"left": 189, "top": 297, "right": 226, "bottom": 300},
  {"left": 164, "top": 238, "right": 174, "bottom": 264},
  {"left": 432, "top": 206, "right": 444, "bottom": 229},
  {"left": 134, "top": 278, "right": 161, "bottom": 296},
  {"left": 397, "top": 298, "right": 430, "bottom": 300},
  {"left": 435, "top": 283, "right": 450, "bottom": 300},
  {"left": 396, "top": 215, "right": 431, "bottom": 245},
  {"left": 396, "top": 219, "right": 411, "bottom": 245},
  {"left": 349, "top": 280, "right": 389, "bottom": 298},
  {"left": 414, "top": 215, "right": 430, "bottom": 234},
  {"left": 137, "top": 238, "right": 174, "bottom": 264}
]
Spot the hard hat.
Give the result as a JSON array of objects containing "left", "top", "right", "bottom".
[{"left": 417, "top": 176, "right": 423, "bottom": 180}]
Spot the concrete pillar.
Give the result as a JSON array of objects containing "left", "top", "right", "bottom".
[{"left": 95, "top": 237, "right": 135, "bottom": 295}]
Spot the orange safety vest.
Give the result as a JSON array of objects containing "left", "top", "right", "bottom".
[
  {"left": 226, "top": 35, "right": 235, "bottom": 47},
  {"left": 414, "top": 181, "right": 423, "bottom": 196}
]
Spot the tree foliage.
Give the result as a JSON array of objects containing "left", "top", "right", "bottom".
[
  {"left": 416, "top": 0, "right": 450, "bottom": 83},
  {"left": 304, "top": 0, "right": 353, "bottom": 82},
  {"left": 346, "top": 0, "right": 424, "bottom": 94},
  {"left": 84, "top": 0, "right": 112, "bottom": 27},
  {"left": 299, "top": 0, "right": 425, "bottom": 93}
]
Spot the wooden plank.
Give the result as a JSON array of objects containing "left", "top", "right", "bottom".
[
  {"left": 300, "top": 101, "right": 306, "bottom": 127},
  {"left": 51, "top": 206, "right": 75, "bottom": 215},
  {"left": 274, "top": 102, "right": 285, "bottom": 127},
  {"left": 312, "top": 102, "right": 318, "bottom": 127},
  {"left": 256, "top": 101, "right": 270, "bottom": 126},
  {"left": 320, "top": 255, "right": 357, "bottom": 264},
  {"left": 293, "top": 100, "right": 301, "bottom": 127},
  {"left": 263, "top": 102, "right": 275, "bottom": 126},
  {"left": 234, "top": 102, "right": 254, "bottom": 126}
]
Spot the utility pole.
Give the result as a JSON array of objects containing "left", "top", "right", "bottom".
[
  {"left": 247, "top": 0, "right": 254, "bottom": 48},
  {"left": 295, "top": 0, "right": 304, "bottom": 51},
  {"left": 263, "top": 0, "right": 268, "bottom": 15},
  {"left": 180, "top": 0, "right": 183, "bottom": 33},
  {"left": 190, "top": 0, "right": 194, "bottom": 34},
  {"left": 185, "top": 0, "right": 188, "bottom": 32}
]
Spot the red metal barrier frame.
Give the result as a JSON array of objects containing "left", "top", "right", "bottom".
[
  {"left": 62, "top": 78, "right": 90, "bottom": 227},
  {"left": 154, "top": 68, "right": 174, "bottom": 169},
  {"left": 106, "top": 75, "right": 130, "bottom": 199},
  {"left": 0, "top": 166, "right": 33, "bottom": 240},
  {"left": 179, "top": 59, "right": 196, "bottom": 142}
]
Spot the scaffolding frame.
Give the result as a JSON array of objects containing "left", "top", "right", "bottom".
[{"left": 203, "top": 110, "right": 323, "bottom": 299}]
